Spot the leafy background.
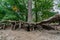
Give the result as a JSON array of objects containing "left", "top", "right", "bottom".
[{"left": 0, "top": 0, "right": 57, "bottom": 22}]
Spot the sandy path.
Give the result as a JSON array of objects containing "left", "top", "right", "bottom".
[{"left": 0, "top": 29, "right": 60, "bottom": 40}]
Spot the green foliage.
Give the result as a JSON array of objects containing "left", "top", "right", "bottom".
[
  {"left": 33, "top": 0, "right": 53, "bottom": 11},
  {"left": 33, "top": 0, "right": 56, "bottom": 22},
  {"left": 41, "top": 11, "right": 56, "bottom": 20},
  {"left": 2, "top": 14, "right": 19, "bottom": 21},
  {"left": 58, "top": 3, "right": 60, "bottom": 8},
  {"left": 0, "top": 0, "right": 56, "bottom": 22},
  {"left": 0, "top": 0, "right": 28, "bottom": 21},
  {"left": 0, "top": 10, "right": 6, "bottom": 21}
]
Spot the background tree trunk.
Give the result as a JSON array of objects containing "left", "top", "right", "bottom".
[{"left": 35, "top": 0, "right": 38, "bottom": 22}]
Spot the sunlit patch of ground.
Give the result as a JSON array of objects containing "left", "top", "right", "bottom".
[{"left": 0, "top": 29, "right": 60, "bottom": 40}]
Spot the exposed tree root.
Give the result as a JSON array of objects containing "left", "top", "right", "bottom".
[{"left": 0, "top": 14, "right": 60, "bottom": 31}]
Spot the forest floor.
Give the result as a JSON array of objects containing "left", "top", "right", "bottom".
[{"left": 0, "top": 29, "right": 60, "bottom": 40}]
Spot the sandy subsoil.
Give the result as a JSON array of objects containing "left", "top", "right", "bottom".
[{"left": 0, "top": 29, "right": 60, "bottom": 40}]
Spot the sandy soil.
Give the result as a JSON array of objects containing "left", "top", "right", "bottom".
[{"left": 0, "top": 29, "right": 60, "bottom": 40}]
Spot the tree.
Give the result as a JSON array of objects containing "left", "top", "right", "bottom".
[
  {"left": 28, "top": 0, "right": 32, "bottom": 22},
  {"left": 0, "top": 0, "right": 56, "bottom": 22},
  {"left": 33, "top": 0, "right": 56, "bottom": 22},
  {"left": 0, "top": 0, "right": 28, "bottom": 21}
]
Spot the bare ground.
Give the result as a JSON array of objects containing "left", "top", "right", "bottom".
[{"left": 0, "top": 29, "right": 60, "bottom": 40}]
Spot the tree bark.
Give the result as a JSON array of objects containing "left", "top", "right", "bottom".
[{"left": 28, "top": 0, "right": 32, "bottom": 22}]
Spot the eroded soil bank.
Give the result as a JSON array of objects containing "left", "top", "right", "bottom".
[{"left": 0, "top": 29, "right": 60, "bottom": 40}]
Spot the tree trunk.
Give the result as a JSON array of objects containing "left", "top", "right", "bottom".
[
  {"left": 35, "top": 0, "right": 38, "bottom": 22},
  {"left": 28, "top": 0, "right": 32, "bottom": 22}
]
